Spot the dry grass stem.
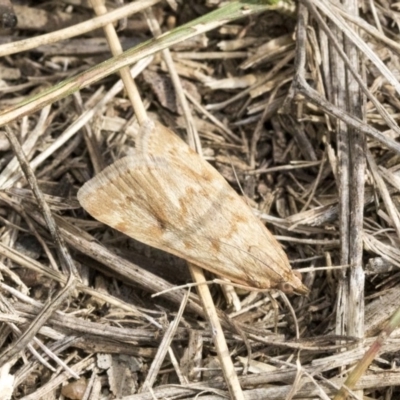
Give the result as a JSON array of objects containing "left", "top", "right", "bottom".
[{"left": 1, "top": 0, "right": 400, "bottom": 398}]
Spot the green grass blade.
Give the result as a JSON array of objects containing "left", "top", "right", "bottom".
[{"left": 0, "top": 0, "right": 290, "bottom": 126}]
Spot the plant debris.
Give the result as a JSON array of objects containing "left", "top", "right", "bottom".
[{"left": 0, "top": 0, "right": 400, "bottom": 399}]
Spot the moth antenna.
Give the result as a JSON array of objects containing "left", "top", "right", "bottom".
[
  {"left": 212, "top": 279, "right": 266, "bottom": 292},
  {"left": 152, "top": 278, "right": 268, "bottom": 298},
  {"left": 152, "top": 279, "right": 227, "bottom": 297}
]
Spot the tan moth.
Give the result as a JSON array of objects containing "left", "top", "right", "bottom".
[{"left": 78, "top": 119, "right": 308, "bottom": 295}]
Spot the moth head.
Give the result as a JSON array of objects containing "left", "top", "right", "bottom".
[
  {"left": 278, "top": 270, "right": 309, "bottom": 295},
  {"left": 278, "top": 281, "right": 295, "bottom": 294}
]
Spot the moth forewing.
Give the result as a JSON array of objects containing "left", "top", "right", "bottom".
[{"left": 77, "top": 120, "right": 309, "bottom": 295}]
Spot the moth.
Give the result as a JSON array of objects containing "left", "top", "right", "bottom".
[{"left": 78, "top": 119, "right": 308, "bottom": 295}]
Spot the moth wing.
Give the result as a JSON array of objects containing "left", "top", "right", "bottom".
[
  {"left": 138, "top": 121, "right": 297, "bottom": 286},
  {"left": 78, "top": 120, "right": 305, "bottom": 292}
]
